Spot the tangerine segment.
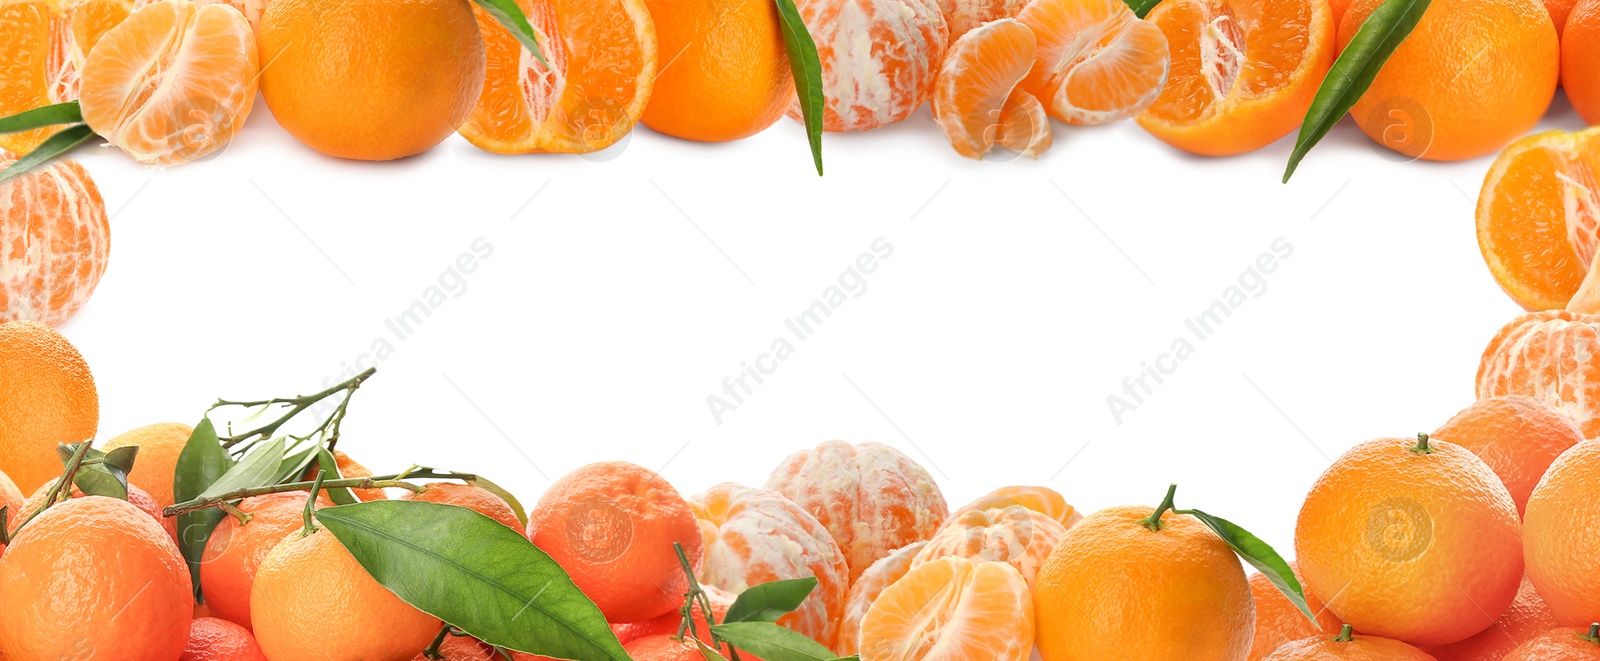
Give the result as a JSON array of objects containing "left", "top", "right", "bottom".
[
  {"left": 858, "top": 557, "right": 1034, "bottom": 661},
  {"left": 1477, "top": 128, "right": 1600, "bottom": 312},
  {"left": 1017, "top": 0, "right": 1169, "bottom": 125},
  {"left": 458, "top": 0, "right": 655, "bottom": 154},
  {"left": 912, "top": 506, "right": 1069, "bottom": 586},
  {"left": 0, "top": 150, "right": 109, "bottom": 327},
  {"left": 1136, "top": 0, "right": 1333, "bottom": 155},
  {"left": 79, "top": 0, "right": 257, "bottom": 166},
  {"left": 132, "top": 0, "right": 263, "bottom": 29},
  {"left": 947, "top": 486, "right": 1082, "bottom": 528},
  {"left": 994, "top": 88, "right": 1051, "bottom": 157},
  {"left": 0, "top": 0, "right": 131, "bottom": 152},
  {"left": 1478, "top": 311, "right": 1600, "bottom": 437},
  {"left": 931, "top": 18, "right": 1038, "bottom": 159},
  {"left": 788, "top": 0, "right": 948, "bottom": 132},
  {"left": 835, "top": 541, "right": 928, "bottom": 656}
]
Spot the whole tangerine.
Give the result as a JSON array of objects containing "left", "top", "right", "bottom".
[
  {"left": 1431, "top": 396, "right": 1584, "bottom": 516},
  {"left": 401, "top": 482, "right": 519, "bottom": 530},
  {"left": 639, "top": 0, "right": 794, "bottom": 142},
  {"left": 1264, "top": 626, "right": 1437, "bottom": 660},
  {"left": 182, "top": 617, "right": 267, "bottom": 661},
  {"left": 1502, "top": 625, "right": 1600, "bottom": 659},
  {"left": 1247, "top": 563, "right": 1343, "bottom": 661},
  {"left": 0, "top": 321, "right": 99, "bottom": 494},
  {"left": 1566, "top": 0, "right": 1600, "bottom": 124},
  {"left": 200, "top": 491, "right": 324, "bottom": 629},
  {"left": 1423, "top": 576, "right": 1556, "bottom": 661},
  {"left": 1523, "top": 441, "right": 1600, "bottom": 625},
  {"left": 24, "top": 479, "right": 177, "bottom": 544},
  {"left": 102, "top": 422, "right": 195, "bottom": 508}
]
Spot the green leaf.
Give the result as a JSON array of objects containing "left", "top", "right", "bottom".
[
  {"left": 466, "top": 475, "right": 529, "bottom": 527},
  {"left": 695, "top": 640, "right": 732, "bottom": 661},
  {"left": 312, "top": 446, "right": 359, "bottom": 505},
  {"left": 275, "top": 447, "right": 319, "bottom": 485},
  {"left": 0, "top": 101, "right": 82, "bottom": 135},
  {"left": 470, "top": 0, "right": 547, "bottom": 67},
  {"left": 201, "top": 437, "right": 287, "bottom": 499},
  {"left": 317, "top": 500, "right": 628, "bottom": 661},
  {"left": 724, "top": 577, "right": 817, "bottom": 624},
  {"left": 1184, "top": 508, "right": 1318, "bottom": 624},
  {"left": 55, "top": 443, "right": 129, "bottom": 500},
  {"left": 774, "top": 0, "right": 825, "bottom": 176},
  {"left": 711, "top": 622, "right": 835, "bottom": 661},
  {"left": 0, "top": 124, "right": 97, "bottom": 186},
  {"left": 173, "top": 418, "right": 235, "bottom": 598},
  {"left": 1282, "top": 0, "right": 1431, "bottom": 182},
  {"left": 1121, "top": 0, "right": 1161, "bottom": 17}
]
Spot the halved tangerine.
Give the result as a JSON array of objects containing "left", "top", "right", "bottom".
[
  {"left": 0, "top": 0, "right": 132, "bottom": 152},
  {"left": 931, "top": 18, "right": 1044, "bottom": 159},
  {"left": 78, "top": 0, "right": 257, "bottom": 166},
  {"left": 1017, "top": 0, "right": 1169, "bottom": 125},
  {"left": 1135, "top": 0, "right": 1334, "bottom": 155},
  {"left": 1477, "top": 127, "right": 1600, "bottom": 311},
  {"left": 857, "top": 557, "right": 1034, "bottom": 661},
  {"left": 457, "top": 0, "right": 656, "bottom": 154}
]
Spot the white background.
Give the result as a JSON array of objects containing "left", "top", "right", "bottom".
[{"left": 55, "top": 91, "right": 1590, "bottom": 553}]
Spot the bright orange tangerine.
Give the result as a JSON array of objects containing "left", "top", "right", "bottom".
[{"left": 1017, "top": 0, "right": 1169, "bottom": 125}]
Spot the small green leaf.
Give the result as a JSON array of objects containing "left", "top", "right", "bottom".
[
  {"left": 0, "top": 124, "right": 97, "bottom": 186},
  {"left": 1184, "top": 508, "right": 1318, "bottom": 624},
  {"left": 470, "top": 0, "right": 548, "bottom": 67},
  {"left": 724, "top": 577, "right": 818, "bottom": 624},
  {"left": 695, "top": 640, "right": 732, "bottom": 661},
  {"left": 200, "top": 438, "right": 287, "bottom": 499},
  {"left": 466, "top": 475, "right": 529, "bottom": 527},
  {"left": 317, "top": 500, "right": 628, "bottom": 661},
  {"left": 1121, "top": 0, "right": 1161, "bottom": 17},
  {"left": 0, "top": 101, "right": 82, "bottom": 135},
  {"left": 275, "top": 447, "right": 319, "bottom": 485},
  {"left": 1282, "top": 0, "right": 1432, "bottom": 181},
  {"left": 711, "top": 622, "right": 835, "bottom": 661},
  {"left": 173, "top": 418, "right": 235, "bottom": 598},
  {"left": 55, "top": 443, "right": 129, "bottom": 500},
  {"left": 312, "top": 446, "right": 359, "bottom": 505},
  {"left": 774, "top": 0, "right": 825, "bottom": 176}
]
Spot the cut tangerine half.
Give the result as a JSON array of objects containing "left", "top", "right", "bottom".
[
  {"left": 78, "top": 0, "right": 257, "bottom": 166},
  {"left": 457, "top": 0, "right": 656, "bottom": 155},
  {"left": 1477, "top": 128, "right": 1600, "bottom": 312},
  {"left": 1017, "top": 0, "right": 1169, "bottom": 125},
  {"left": 1136, "top": 0, "right": 1334, "bottom": 155},
  {"left": 0, "top": 0, "right": 132, "bottom": 152},
  {"left": 932, "top": 18, "right": 1045, "bottom": 159},
  {"left": 858, "top": 557, "right": 1034, "bottom": 661}
]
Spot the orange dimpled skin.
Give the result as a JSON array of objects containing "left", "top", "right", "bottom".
[
  {"left": 1295, "top": 436, "right": 1523, "bottom": 647},
  {"left": 181, "top": 617, "right": 267, "bottom": 661},
  {"left": 0, "top": 321, "right": 98, "bottom": 495},
  {"left": 411, "top": 635, "right": 496, "bottom": 661},
  {"left": 1523, "top": 441, "right": 1600, "bottom": 626},
  {"left": 1567, "top": 0, "right": 1600, "bottom": 125},
  {"left": 1503, "top": 627, "right": 1600, "bottom": 659},
  {"left": 1264, "top": 630, "right": 1437, "bottom": 660},
  {"left": 1431, "top": 396, "right": 1584, "bottom": 516},
  {"left": 401, "top": 482, "right": 520, "bottom": 530},
  {"left": 1424, "top": 577, "right": 1556, "bottom": 661},
  {"left": 200, "top": 492, "right": 322, "bottom": 629},
  {"left": 912, "top": 506, "right": 1068, "bottom": 586},
  {"left": 1247, "top": 563, "right": 1343, "bottom": 661},
  {"left": 1475, "top": 132, "right": 1600, "bottom": 312},
  {"left": 691, "top": 482, "right": 849, "bottom": 647},
  {"left": 0, "top": 151, "right": 110, "bottom": 328},
  {"left": 102, "top": 422, "right": 194, "bottom": 508},
  {"left": 835, "top": 541, "right": 926, "bottom": 656},
  {"left": 765, "top": 441, "right": 948, "bottom": 585},
  {"left": 639, "top": 0, "right": 792, "bottom": 142},
  {"left": 1478, "top": 311, "right": 1600, "bottom": 437},
  {"left": 859, "top": 557, "right": 1033, "bottom": 661},
  {"left": 788, "top": 0, "right": 948, "bottom": 132},
  {"left": 1033, "top": 505, "right": 1254, "bottom": 661},
  {"left": 0, "top": 497, "right": 192, "bottom": 661},
  {"left": 527, "top": 461, "right": 702, "bottom": 624}
]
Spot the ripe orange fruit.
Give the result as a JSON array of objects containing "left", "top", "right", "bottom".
[
  {"left": 251, "top": 527, "right": 441, "bottom": 660},
  {"left": 1264, "top": 627, "right": 1436, "bottom": 660},
  {"left": 859, "top": 557, "right": 1032, "bottom": 661},
  {"left": 1566, "top": 0, "right": 1600, "bottom": 125},
  {"left": 24, "top": 479, "right": 176, "bottom": 543},
  {"left": 182, "top": 617, "right": 267, "bottom": 661},
  {"left": 0, "top": 150, "right": 110, "bottom": 327},
  {"left": 79, "top": 0, "right": 258, "bottom": 166},
  {"left": 622, "top": 635, "right": 710, "bottom": 661},
  {"left": 930, "top": 18, "right": 1046, "bottom": 159},
  {"left": 638, "top": 0, "right": 792, "bottom": 142},
  {"left": 947, "top": 485, "right": 1083, "bottom": 528},
  {"left": 912, "top": 505, "right": 1069, "bottom": 586},
  {"left": 612, "top": 584, "right": 733, "bottom": 644},
  {"left": 1017, "top": 0, "right": 1169, "bottom": 125},
  {"left": 302, "top": 449, "right": 387, "bottom": 502},
  {"left": 258, "top": 0, "right": 484, "bottom": 160},
  {"left": 1478, "top": 311, "right": 1600, "bottom": 436},
  {"left": 527, "top": 461, "right": 702, "bottom": 624},
  {"left": 0, "top": 320, "right": 98, "bottom": 494},
  {"left": 1296, "top": 435, "right": 1523, "bottom": 647},
  {"left": 1524, "top": 440, "right": 1600, "bottom": 625},
  {"left": 690, "top": 482, "right": 849, "bottom": 647},
  {"left": 1502, "top": 625, "right": 1600, "bottom": 659},
  {"left": 1431, "top": 396, "right": 1584, "bottom": 516},
  {"left": 1423, "top": 576, "right": 1556, "bottom": 661},
  {"left": 457, "top": 0, "right": 655, "bottom": 154},
  {"left": 765, "top": 441, "right": 947, "bottom": 585},
  {"left": 0, "top": 468, "right": 24, "bottom": 553},
  {"left": 1136, "top": 0, "right": 1334, "bottom": 155},
  {"left": 789, "top": 0, "right": 948, "bottom": 132},
  {"left": 102, "top": 422, "right": 194, "bottom": 508},
  {"left": 200, "top": 491, "right": 324, "bottom": 629},
  {"left": 1247, "top": 563, "right": 1343, "bottom": 661},
  {"left": 401, "top": 482, "right": 519, "bottom": 529},
  {"left": 0, "top": 0, "right": 131, "bottom": 152},
  {"left": 0, "top": 496, "right": 191, "bottom": 661},
  {"left": 834, "top": 541, "right": 926, "bottom": 656},
  {"left": 413, "top": 636, "right": 495, "bottom": 661},
  {"left": 1033, "top": 501, "right": 1254, "bottom": 660},
  {"left": 1338, "top": 0, "right": 1557, "bottom": 161},
  {"left": 1475, "top": 128, "right": 1600, "bottom": 312}
]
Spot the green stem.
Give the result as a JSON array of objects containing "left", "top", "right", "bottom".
[
  {"left": 422, "top": 624, "right": 451, "bottom": 660},
  {"left": 218, "top": 501, "right": 252, "bottom": 526},
  {"left": 1335, "top": 624, "right": 1354, "bottom": 642},
  {"left": 1138, "top": 484, "right": 1179, "bottom": 531},
  {"left": 161, "top": 467, "right": 469, "bottom": 517},
  {"left": 301, "top": 470, "right": 326, "bottom": 537},
  {"left": 1410, "top": 432, "right": 1435, "bottom": 454},
  {"left": 672, "top": 542, "right": 740, "bottom": 661},
  {"left": 1581, "top": 623, "right": 1600, "bottom": 644},
  {"left": 8, "top": 441, "right": 94, "bottom": 540},
  {"left": 213, "top": 367, "right": 375, "bottom": 449}
]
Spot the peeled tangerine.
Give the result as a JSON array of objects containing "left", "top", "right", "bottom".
[
  {"left": 1017, "top": 0, "right": 1169, "bottom": 125},
  {"left": 857, "top": 557, "right": 1034, "bottom": 661},
  {"left": 947, "top": 485, "right": 1083, "bottom": 528},
  {"left": 457, "top": 0, "right": 656, "bottom": 154},
  {"left": 789, "top": 0, "right": 948, "bottom": 132},
  {"left": 1478, "top": 310, "right": 1600, "bottom": 437},
  {"left": 0, "top": 0, "right": 131, "bottom": 152},
  {"left": 912, "top": 505, "right": 1070, "bottom": 586},
  {"left": 1475, "top": 127, "right": 1600, "bottom": 312},
  {"left": 0, "top": 149, "right": 110, "bottom": 327},
  {"left": 79, "top": 0, "right": 257, "bottom": 166},
  {"left": 835, "top": 541, "right": 927, "bottom": 657},
  {"left": 932, "top": 18, "right": 1048, "bottom": 159}
]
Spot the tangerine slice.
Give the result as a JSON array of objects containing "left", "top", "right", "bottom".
[
  {"left": 835, "top": 541, "right": 927, "bottom": 656},
  {"left": 0, "top": 149, "right": 109, "bottom": 327},
  {"left": 789, "top": 0, "right": 948, "bottom": 132},
  {"left": 931, "top": 18, "right": 1040, "bottom": 159},
  {"left": 78, "top": 0, "right": 257, "bottom": 166},
  {"left": 1476, "top": 128, "right": 1600, "bottom": 312},
  {"left": 1135, "top": 0, "right": 1334, "bottom": 155},
  {"left": 0, "top": 0, "right": 131, "bottom": 152},
  {"left": 458, "top": 0, "right": 655, "bottom": 154},
  {"left": 993, "top": 88, "right": 1050, "bottom": 157},
  {"left": 1017, "top": 0, "right": 1169, "bottom": 125},
  {"left": 857, "top": 557, "right": 1034, "bottom": 661},
  {"left": 131, "top": 0, "right": 265, "bottom": 30},
  {"left": 912, "top": 506, "right": 1070, "bottom": 586}
]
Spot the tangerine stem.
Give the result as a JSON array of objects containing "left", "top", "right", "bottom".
[
  {"left": 1335, "top": 624, "right": 1354, "bottom": 642},
  {"left": 422, "top": 624, "right": 451, "bottom": 660},
  {"left": 302, "top": 470, "right": 326, "bottom": 537},
  {"left": 211, "top": 367, "right": 375, "bottom": 449},
  {"left": 672, "top": 542, "right": 740, "bottom": 661},
  {"left": 9, "top": 440, "right": 94, "bottom": 539},
  {"left": 161, "top": 467, "right": 469, "bottom": 517},
  {"left": 1410, "top": 432, "right": 1435, "bottom": 454},
  {"left": 1582, "top": 623, "right": 1600, "bottom": 644},
  {"left": 1138, "top": 484, "right": 1179, "bottom": 531}
]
